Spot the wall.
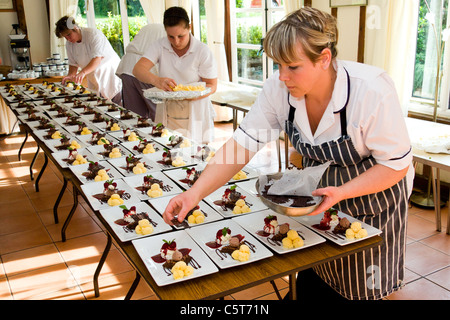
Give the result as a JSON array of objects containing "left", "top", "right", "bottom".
[
  {"left": 312, "top": 0, "right": 360, "bottom": 62},
  {"left": 0, "top": 0, "right": 50, "bottom": 69}
]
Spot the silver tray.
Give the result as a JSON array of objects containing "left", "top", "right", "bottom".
[{"left": 255, "top": 172, "right": 322, "bottom": 217}]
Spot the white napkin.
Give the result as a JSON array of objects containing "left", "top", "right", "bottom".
[{"left": 263, "top": 162, "right": 331, "bottom": 196}]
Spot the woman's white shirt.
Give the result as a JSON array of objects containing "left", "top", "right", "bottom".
[
  {"left": 116, "top": 23, "right": 166, "bottom": 77},
  {"left": 66, "top": 28, "right": 122, "bottom": 99},
  {"left": 234, "top": 60, "right": 414, "bottom": 192},
  {"left": 142, "top": 34, "right": 218, "bottom": 143}
]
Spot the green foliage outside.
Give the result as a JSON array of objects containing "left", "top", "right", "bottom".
[{"left": 413, "top": 0, "right": 448, "bottom": 98}]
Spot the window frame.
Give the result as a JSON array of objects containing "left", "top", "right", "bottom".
[{"left": 229, "top": 0, "right": 285, "bottom": 87}]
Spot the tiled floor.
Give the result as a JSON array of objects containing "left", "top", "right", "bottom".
[{"left": 0, "top": 122, "right": 449, "bottom": 300}]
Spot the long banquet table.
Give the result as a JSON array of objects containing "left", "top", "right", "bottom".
[{"left": 0, "top": 80, "right": 383, "bottom": 300}]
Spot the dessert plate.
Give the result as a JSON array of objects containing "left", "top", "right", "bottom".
[
  {"left": 80, "top": 178, "right": 141, "bottom": 211},
  {"left": 120, "top": 140, "right": 162, "bottom": 156},
  {"left": 44, "top": 136, "right": 86, "bottom": 153},
  {"left": 140, "top": 149, "right": 197, "bottom": 171},
  {"left": 292, "top": 210, "right": 383, "bottom": 246},
  {"left": 163, "top": 164, "right": 259, "bottom": 191},
  {"left": 185, "top": 219, "right": 273, "bottom": 269},
  {"left": 122, "top": 171, "right": 183, "bottom": 201},
  {"left": 105, "top": 128, "right": 147, "bottom": 143},
  {"left": 51, "top": 148, "right": 97, "bottom": 168},
  {"left": 132, "top": 230, "right": 219, "bottom": 286},
  {"left": 233, "top": 210, "right": 325, "bottom": 254},
  {"left": 203, "top": 184, "right": 268, "bottom": 218},
  {"left": 148, "top": 195, "right": 224, "bottom": 229},
  {"left": 69, "top": 160, "right": 124, "bottom": 184},
  {"left": 99, "top": 201, "right": 172, "bottom": 242},
  {"left": 107, "top": 155, "right": 161, "bottom": 177},
  {"left": 86, "top": 144, "right": 131, "bottom": 161}
]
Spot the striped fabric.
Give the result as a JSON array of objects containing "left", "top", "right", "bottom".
[{"left": 284, "top": 71, "right": 409, "bottom": 299}]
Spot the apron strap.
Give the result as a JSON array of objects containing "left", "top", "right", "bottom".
[{"left": 287, "top": 67, "right": 351, "bottom": 138}]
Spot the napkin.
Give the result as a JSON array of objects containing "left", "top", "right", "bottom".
[{"left": 263, "top": 162, "right": 331, "bottom": 196}]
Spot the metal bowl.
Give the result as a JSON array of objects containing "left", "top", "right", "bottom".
[{"left": 255, "top": 172, "right": 322, "bottom": 217}]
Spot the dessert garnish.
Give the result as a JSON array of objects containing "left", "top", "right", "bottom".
[
  {"left": 150, "top": 239, "right": 201, "bottom": 279},
  {"left": 113, "top": 205, "right": 156, "bottom": 235},
  {"left": 205, "top": 227, "right": 256, "bottom": 261}
]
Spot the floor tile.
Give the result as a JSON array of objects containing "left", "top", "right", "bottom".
[
  {"left": 405, "top": 241, "right": 450, "bottom": 276},
  {"left": 386, "top": 278, "right": 450, "bottom": 300}
]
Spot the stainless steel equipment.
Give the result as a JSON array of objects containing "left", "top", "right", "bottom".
[{"left": 8, "top": 24, "right": 31, "bottom": 71}]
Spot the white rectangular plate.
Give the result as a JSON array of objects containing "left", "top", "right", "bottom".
[
  {"left": 107, "top": 155, "right": 161, "bottom": 177},
  {"left": 68, "top": 160, "right": 124, "bottom": 184},
  {"left": 99, "top": 201, "right": 173, "bottom": 242},
  {"left": 233, "top": 210, "right": 325, "bottom": 254},
  {"left": 203, "top": 184, "right": 268, "bottom": 218},
  {"left": 80, "top": 178, "right": 141, "bottom": 211},
  {"left": 132, "top": 230, "right": 219, "bottom": 286},
  {"left": 148, "top": 195, "right": 224, "bottom": 229},
  {"left": 185, "top": 219, "right": 273, "bottom": 269},
  {"left": 292, "top": 210, "right": 383, "bottom": 246},
  {"left": 122, "top": 171, "right": 183, "bottom": 200}
]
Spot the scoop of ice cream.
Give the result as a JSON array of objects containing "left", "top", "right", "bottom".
[
  {"left": 172, "top": 250, "right": 183, "bottom": 261},
  {"left": 128, "top": 132, "right": 138, "bottom": 141},
  {"left": 279, "top": 223, "right": 290, "bottom": 235},
  {"left": 229, "top": 236, "right": 241, "bottom": 248},
  {"left": 133, "top": 162, "right": 147, "bottom": 174}
]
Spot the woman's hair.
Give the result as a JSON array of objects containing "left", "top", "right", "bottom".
[
  {"left": 264, "top": 7, "right": 338, "bottom": 64},
  {"left": 55, "top": 15, "right": 78, "bottom": 38},
  {"left": 163, "top": 6, "right": 190, "bottom": 28}
]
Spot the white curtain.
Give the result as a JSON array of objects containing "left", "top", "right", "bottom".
[
  {"left": 205, "top": 0, "right": 231, "bottom": 121},
  {"left": 284, "top": 0, "right": 303, "bottom": 14},
  {"left": 48, "top": 0, "right": 79, "bottom": 60},
  {"left": 364, "top": 0, "right": 419, "bottom": 116},
  {"left": 0, "top": 98, "right": 18, "bottom": 135},
  {"left": 139, "top": 0, "right": 192, "bottom": 23}
]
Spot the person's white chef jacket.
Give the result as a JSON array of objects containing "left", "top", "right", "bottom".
[
  {"left": 142, "top": 34, "right": 218, "bottom": 144},
  {"left": 66, "top": 28, "right": 122, "bottom": 100},
  {"left": 234, "top": 59, "right": 414, "bottom": 194},
  {"left": 116, "top": 23, "right": 166, "bottom": 77}
]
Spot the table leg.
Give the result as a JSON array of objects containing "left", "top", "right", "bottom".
[
  {"left": 18, "top": 130, "right": 28, "bottom": 161},
  {"left": 288, "top": 274, "right": 297, "bottom": 300},
  {"left": 447, "top": 188, "right": 450, "bottom": 235},
  {"left": 94, "top": 233, "right": 112, "bottom": 298},
  {"left": 61, "top": 184, "right": 78, "bottom": 242},
  {"left": 29, "top": 145, "right": 40, "bottom": 181},
  {"left": 124, "top": 271, "right": 141, "bottom": 300},
  {"left": 269, "top": 280, "right": 283, "bottom": 300},
  {"left": 34, "top": 152, "right": 47, "bottom": 192},
  {"left": 53, "top": 176, "right": 68, "bottom": 224},
  {"left": 434, "top": 168, "right": 441, "bottom": 232}
]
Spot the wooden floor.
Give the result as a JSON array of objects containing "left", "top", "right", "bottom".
[{"left": 0, "top": 122, "right": 449, "bottom": 300}]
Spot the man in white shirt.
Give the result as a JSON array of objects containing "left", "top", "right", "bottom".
[{"left": 116, "top": 23, "right": 166, "bottom": 119}]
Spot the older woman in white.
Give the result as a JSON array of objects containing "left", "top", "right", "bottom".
[{"left": 55, "top": 16, "right": 122, "bottom": 105}]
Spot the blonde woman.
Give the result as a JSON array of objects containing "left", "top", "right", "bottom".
[{"left": 163, "top": 7, "right": 413, "bottom": 300}]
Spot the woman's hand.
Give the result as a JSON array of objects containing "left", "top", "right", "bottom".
[
  {"left": 163, "top": 190, "right": 201, "bottom": 225},
  {"left": 308, "top": 186, "right": 345, "bottom": 216},
  {"left": 155, "top": 77, "right": 177, "bottom": 91},
  {"left": 73, "top": 71, "right": 86, "bottom": 85}
]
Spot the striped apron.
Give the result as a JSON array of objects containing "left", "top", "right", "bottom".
[{"left": 285, "top": 70, "right": 409, "bottom": 300}]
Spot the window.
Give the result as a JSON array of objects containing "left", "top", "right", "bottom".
[
  {"left": 411, "top": 0, "right": 450, "bottom": 120},
  {"left": 230, "top": 0, "right": 285, "bottom": 87},
  {"left": 76, "top": 0, "right": 147, "bottom": 57}
]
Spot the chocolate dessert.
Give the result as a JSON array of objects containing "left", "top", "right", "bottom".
[
  {"left": 81, "top": 161, "right": 108, "bottom": 181},
  {"left": 150, "top": 240, "right": 201, "bottom": 276},
  {"left": 135, "top": 117, "right": 152, "bottom": 128},
  {"left": 213, "top": 185, "right": 250, "bottom": 211},
  {"left": 150, "top": 123, "right": 167, "bottom": 136},
  {"left": 179, "top": 167, "right": 201, "bottom": 186},
  {"left": 205, "top": 228, "right": 256, "bottom": 260},
  {"left": 135, "top": 174, "right": 172, "bottom": 194},
  {"left": 113, "top": 205, "right": 157, "bottom": 233},
  {"left": 92, "top": 180, "right": 130, "bottom": 204},
  {"left": 261, "top": 184, "right": 316, "bottom": 208}
]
